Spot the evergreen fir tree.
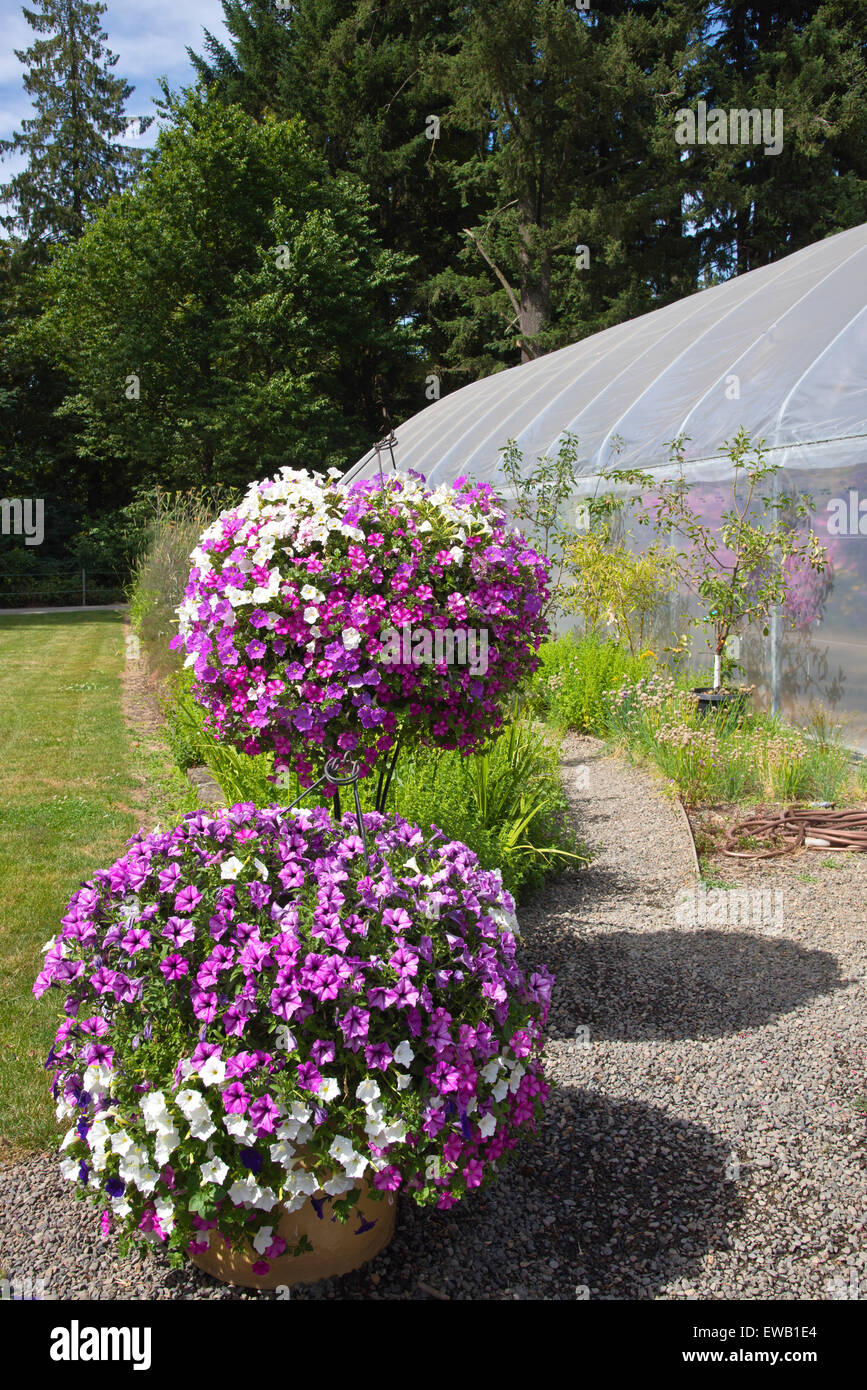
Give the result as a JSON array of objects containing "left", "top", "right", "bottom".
[
  {"left": 190, "top": 0, "right": 483, "bottom": 419},
  {"left": 426, "top": 0, "right": 704, "bottom": 378},
  {"left": 0, "top": 0, "right": 151, "bottom": 248},
  {"left": 692, "top": 0, "right": 867, "bottom": 280}
]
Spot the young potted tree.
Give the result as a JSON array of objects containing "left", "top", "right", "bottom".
[{"left": 601, "top": 430, "right": 829, "bottom": 712}]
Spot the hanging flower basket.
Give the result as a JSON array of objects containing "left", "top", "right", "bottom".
[
  {"left": 170, "top": 468, "right": 550, "bottom": 794},
  {"left": 34, "top": 802, "right": 554, "bottom": 1287}
]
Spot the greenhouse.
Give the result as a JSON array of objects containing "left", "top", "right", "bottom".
[{"left": 345, "top": 221, "right": 867, "bottom": 751}]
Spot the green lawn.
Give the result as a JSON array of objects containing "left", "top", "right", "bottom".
[{"left": 0, "top": 611, "right": 193, "bottom": 1156}]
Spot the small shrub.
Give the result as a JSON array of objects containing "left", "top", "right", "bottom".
[{"left": 529, "top": 633, "right": 653, "bottom": 736}]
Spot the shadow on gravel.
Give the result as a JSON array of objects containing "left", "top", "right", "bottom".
[
  {"left": 544, "top": 928, "right": 845, "bottom": 1041},
  {"left": 188, "top": 1087, "right": 738, "bottom": 1301}
]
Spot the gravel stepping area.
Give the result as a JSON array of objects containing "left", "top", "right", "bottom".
[{"left": 2, "top": 733, "right": 865, "bottom": 1300}]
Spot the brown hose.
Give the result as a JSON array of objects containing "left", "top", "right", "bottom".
[{"left": 722, "top": 807, "right": 867, "bottom": 859}]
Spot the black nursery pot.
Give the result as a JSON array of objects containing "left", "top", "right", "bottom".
[{"left": 691, "top": 687, "right": 751, "bottom": 717}]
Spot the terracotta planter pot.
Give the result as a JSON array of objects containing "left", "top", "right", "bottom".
[{"left": 190, "top": 1179, "right": 397, "bottom": 1290}]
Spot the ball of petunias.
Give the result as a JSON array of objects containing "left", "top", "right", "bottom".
[
  {"left": 34, "top": 803, "right": 554, "bottom": 1271},
  {"left": 170, "top": 467, "right": 550, "bottom": 790}
]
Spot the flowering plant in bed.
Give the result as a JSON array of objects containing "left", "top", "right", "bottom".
[
  {"left": 34, "top": 802, "right": 554, "bottom": 1274},
  {"left": 170, "top": 467, "right": 550, "bottom": 794}
]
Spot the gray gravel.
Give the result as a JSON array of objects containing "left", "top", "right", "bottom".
[{"left": 2, "top": 732, "right": 865, "bottom": 1300}]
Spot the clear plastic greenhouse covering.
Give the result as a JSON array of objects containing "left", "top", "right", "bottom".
[{"left": 344, "top": 222, "right": 867, "bottom": 750}]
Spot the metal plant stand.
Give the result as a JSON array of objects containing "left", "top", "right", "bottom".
[{"left": 280, "top": 733, "right": 403, "bottom": 876}]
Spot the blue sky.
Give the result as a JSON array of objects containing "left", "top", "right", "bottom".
[{"left": 0, "top": 0, "right": 232, "bottom": 191}]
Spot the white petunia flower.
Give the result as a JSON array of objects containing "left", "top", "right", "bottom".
[
  {"left": 198, "top": 1056, "right": 226, "bottom": 1087},
  {"left": 393, "top": 1041, "right": 414, "bottom": 1068},
  {"left": 480, "top": 1059, "right": 501, "bottom": 1084},
  {"left": 269, "top": 1140, "right": 295, "bottom": 1169},
  {"left": 134, "top": 1165, "right": 160, "bottom": 1194},
  {"left": 395, "top": 1072, "right": 412, "bottom": 1091},
  {"left": 220, "top": 856, "right": 244, "bottom": 881},
  {"left": 478, "top": 1113, "right": 497, "bottom": 1139},
  {"left": 508, "top": 1063, "right": 526, "bottom": 1094},
  {"left": 322, "top": 1174, "right": 352, "bottom": 1197},
  {"left": 224, "top": 1115, "right": 256, "bottom": 1145},
  {"left": 175, "top": 1088, "right": 207, "bottom": 1119},
  {"left": 318, "top": 1076, "right": 340, "bottom": 1103},
  {"left": 275, "top": 1118, "right": 301, "bottom": 1142},
  {"left": 291, "top": 1170, "right": 319, "bottom": 1198},
  {"left": 189, "top": 1113, "right": 216, "bottom": 1141},
  {"left": 83, "top": 1063, "right": 112, "bottom": 1098},
  {"left": 252, "top": 1225, "right": 274, "bottom": 1255},
  {"left": 364, "top": 1116, "right": 387, "bottom": 1142},
  {"left": 342, "top": 627, "right": 362, "bottom": 650},
  {"left": 356, "top": 1079, "right": 380, "bottom": 1105},
  {"left": 228, "top": 1179, "right": 259, "bottom": 1206},
  {"left": 200, "top": 1156, "right": 229, "bottom": 1187},
  {"left": 343, "top": 1153, "right": 368, "bottom": 1180},
  {"left": 88, "top": 1119, "right": 111, "bottom": 1149},
  {"left": 110, "top": 1129, "right": 136, "bottom": 1156},
  {"left": 253, "top": 858, "right": 269, "bottom": 881},
  {"left": 154, "top": 1196, "right": 175, "bottom": 1232},
  {"left": 303, "top": 606, "right": 319, "bottom": 624},
  {"left": 492, "top": 1079, "right": 509, "bottom": 1103},
  {"left": 329, "top": 1135, "right": 355, "bottom": 1165}
]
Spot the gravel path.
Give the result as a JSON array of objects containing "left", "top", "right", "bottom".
[{"left": 2, "top": 733, "right": 865, "bottom": 1300}]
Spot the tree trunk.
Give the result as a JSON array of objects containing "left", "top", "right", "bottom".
[{"left": 517, "top": 197, "right": 549, "bottom": 363}]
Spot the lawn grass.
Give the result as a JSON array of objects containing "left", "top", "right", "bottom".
[{"left": 0, "top": 611, "right": 194, "bottom": 1157}]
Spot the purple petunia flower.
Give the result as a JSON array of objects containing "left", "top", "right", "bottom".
[
  {"left": 174, "top": 884, "right": 203, "bottom": 915},
  {"left": 160, "top": 953, "right": 189, "bottom": 982},
  {"left": 297, "top": 1061, "right": 323, "bottom": 1093},
  {"left": 222, "top": 1081, "right": 249, "bottom": 1114},
  {"left": 248, "top": 1094, "right": 281, "bottom": 1135}
]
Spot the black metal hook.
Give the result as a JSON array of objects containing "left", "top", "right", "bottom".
[
  {"left": 372, "top": 430, "right": 398, "bottom": 483},
  {"left": 282, "top": 757, "right": 371, "bottom": 874}
]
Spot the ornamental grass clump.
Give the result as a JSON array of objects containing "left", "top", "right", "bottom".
[
  {"left": 34, "top": 803, "right": 553, "bottom": 1272},
  {"left": 170, "top": 468, "right": 550, "bottom": 791}
]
